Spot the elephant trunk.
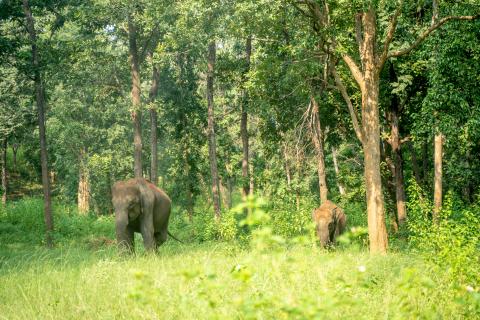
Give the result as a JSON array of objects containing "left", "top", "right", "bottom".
[
  {"left": 317, "top": 220, "right": 330, "bottom": 247},
  {"left": 115, "top": 212, "right": 132, "bottom": 252}
]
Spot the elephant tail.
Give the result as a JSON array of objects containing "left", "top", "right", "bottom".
[{"left": 167, "top": 231, "right": 184, "bottom": 243}]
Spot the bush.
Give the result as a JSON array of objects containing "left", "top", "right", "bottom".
[{"left": 407, "top": 180, "right": 480, "bottom": 285}]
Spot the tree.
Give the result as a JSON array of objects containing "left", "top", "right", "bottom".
[
  {"left": 22, "top": 0, "right": 53, "bottom": 247},
  {"left": 295, "top": 0, "right": 479, "bottom": 253}
]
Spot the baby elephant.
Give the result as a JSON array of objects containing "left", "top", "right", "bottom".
[{"left": 312, "top": 200, "right": 347, "bottom": 247}]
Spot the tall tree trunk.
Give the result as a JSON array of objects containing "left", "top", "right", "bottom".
[
  {"left": 78, "top": 148, "right": 90, "bottom": 215},
  {"left": 361, "top": 9, "right": 388, "bottom": 253},
  {"left": 206, "top": 40, "right": 221, "bottom": 219},
  {"left": 310, "top": 96, "right": 328, "bottom": 204},
  {"left": 241, "top": 36, "right": 252, "bottom": 199},
  {"left": 2, "top": 139, "right": 7, "bottom": 205},
  {"left": 149, "top": 64, "right": 160, "bottom": 184},
  {"left": 387, "top": 64, "right": 407, "bottom": 226},
  {"left": 408, "top": 142, "right": 422, "bottom": 186},
  {"left": 331, "top": 147, "right": 346, "bottom": 195},
  {"left": 433, "top": 133, "right": 443, "bottom": 222},
  {"left": 128, "top": 15, "right": 143, "bottom": 178},
  {"left": 422, "top": 140, "right": 428, "bottom": 182},
  {"left": 23, "top": 0, "right": 53, "bottom": 247}
]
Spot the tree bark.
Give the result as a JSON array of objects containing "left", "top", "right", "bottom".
[
  {"left": 331, "top": 147, "right": 346, "bottom": 195},
  {"left": 12, "top": 143, "right": 18, "bottom": 172},
  {"left": 433, "top": 133, "right": 443, "bottom": 223},
  {"left": 2, "top": 139, "right": 7, "bottom": 205},
  {"left": 283, "top": 143, "right": 292, "bottom": 186},
  {"left": 206, "top": 40, "right": 221, "bottom": 219},
  {"left": 128, "top": 15, "right": 143, "bottom": 178},
  {"left": 408, "top": 141, "right": 422, "bottom": 186},
  {"left": 387, "top": 64, "right": 407, "bottom": 226},
  {"left": 77, "top": 148, "right": 90, "bottom": 215},
  {"left": 360, "top": 9, "right": 388, "bottom": 253},
  {"left": 149, "top": 64, "right": 160, "bottom": 184},
  {"left": 23, "top": 0, "right": 54, "bottom": 247},
  {"left": 310, "top": 96, "right": 328, "bottom": 204},
  {"left": 241, "top": 36, "right": 252, "bottom": 199}
]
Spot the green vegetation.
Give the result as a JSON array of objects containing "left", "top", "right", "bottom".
[
  {"left": 1, "top": 197, "right": 479, "bottom": 319},
  {"left": 1, "top": 0, "right": 480, "bottom": 318}
]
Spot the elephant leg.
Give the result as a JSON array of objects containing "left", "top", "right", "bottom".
[
  {"left": 140, "top": 209, "right": 156, "bottom": 252},
  {"left": 155, "top": 230, "right": 168, "bottom": 248}
]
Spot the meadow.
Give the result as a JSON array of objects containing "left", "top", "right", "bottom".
[{"left": 1, "top": 198, "right": 479, "bottom": 319}]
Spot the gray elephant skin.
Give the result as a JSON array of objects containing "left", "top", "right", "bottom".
[
  {"left": 312, "top": 200, "right": 347, "bottom": 247},
  {"left": 112, "top": 178, "right": 172, "bottom": 252}
]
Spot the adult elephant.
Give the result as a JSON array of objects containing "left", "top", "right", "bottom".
[
  {"left": 111, "top": 178, "right": 175, "bottom": 253},
  {"left": 312, "top": 200, "right": 347, "bottom": 247}
]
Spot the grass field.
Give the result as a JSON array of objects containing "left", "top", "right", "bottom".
[{"left": 0, "top": 199, "right": 479, "bottom": 319}]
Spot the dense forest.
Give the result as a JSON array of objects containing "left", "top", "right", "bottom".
[{"left": 1, "top": 0, "right": 479, "bottom": 318}]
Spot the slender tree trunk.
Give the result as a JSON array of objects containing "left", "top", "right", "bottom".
[
  {"left": 361, "top": 9, "right": 388, "bottom": 253},
  {"left": 422, "top": 140, "right": 428, "bottom": 182},
  {"left": 149, "top": 64, "right": 160, "bottom": 184},
  {"left": 78, "top": 148, "right": 90, "bottom": 215},
  {"left": 12, "top": 143, "right": 18, "bottom": 172},
  {"left": 310, "top": 96, "right": 328, "bottom": 204},
  {"left": 387, "top": 64, "right": 407, "bottom": 226},
  {"left": 2, "top": 139, "right": 7, "bottom": 205},
  {"left": 128, "top": 15, "right": 143, "bottom": 178},
  {"left": 23, "top": 0, "right": 53, "bottom": 247},
  {"left": 227, "top": 177, "right": 233, "bottom": 209},
  {"left": 331, "top": 147, "right": 346, "bottom": 195},
  {"left": 433, "top": 133, "right": 443, "bottom": 222},
  {"left": 283, "top": 143, "right": 292, "bottom": 186},
  {"left": 206, "top": 40, "right": 221, "bottom": 219},
  {"left": 408, "top": 142, "right": 422, "bottom": 186},
  {"left": 241, "top": 36, "right": 252, "bottom": 199}
]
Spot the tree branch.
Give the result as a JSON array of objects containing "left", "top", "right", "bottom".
[
  {"left": 378, "top": 1, "right": 404, "bottom": 68},
  {"left": 388, "top": 14, "right": 480, "bottom": 58},
  {"left": 341, "top": 54, "right": 365, "bottom": 93},
  {"left": 331, "top": 66, "right": 365, "bottom": 144}
]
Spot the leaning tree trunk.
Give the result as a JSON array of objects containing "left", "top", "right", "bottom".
[
  {"left": 240, "top": 36, "right": 252, "bottom": 199},
  {"left": 149, "top": 64, "right": 160, "bottom": 184},
  {"left": 433, "top": 133, "right": 443, "bottom": 223},
  {"left": 310, "top": 96, "right": 328, "bottom": 204},
  {"left": 206, "top": 40, "right": 221, "bottom": 219},
  {"left": 23, "top": 0, "right": 54, "bottom": 247},
  {"left": 331, "top": 147, "right": 346, "bottom": 196},
  {"left": 78, "top": 148, "right": 90, "bottom": 215},
  {"left": 128, "top": 15, "right": 143, "bottom": 178},
  {"left": 2, "top": 139, "right": 7, "bottom": 205}
]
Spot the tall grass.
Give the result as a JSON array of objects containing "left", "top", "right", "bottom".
[{"left": 0, "top": 198, "right": 479, "bottom": 319}]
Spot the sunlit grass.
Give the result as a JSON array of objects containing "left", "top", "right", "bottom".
[{"left": 0, "top": 242, "right": 477, "bottom": 319}]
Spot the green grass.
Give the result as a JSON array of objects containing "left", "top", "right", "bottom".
[{"left": 0, "top": 199, "right": 479, "bottom": 319}]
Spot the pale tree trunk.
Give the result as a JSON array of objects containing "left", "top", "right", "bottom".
[
  {"left": 431, "top": 0, "right": 443, "bottom": 223},
  {"left": 149, "top": 64, "right": 160, "bottom": 184},
  {"left": 310, "top": 96, "right": 328, "bottom": 204},
  {"left": 128, "top": 15, "right": 143, "bottom": 178},
  {"left": 207, "top": 40, "right": 221, "bottom": 219},
  {"left": 360, "top": 9, "right": 388, "bottom": 253},
  {"left": 331, "top": 147, "right": 346, "bottom": 195},
  {"left": 241, "top": 36, "right": 252, "bottom": 199},
  {"left": 433, "top": 133, "right": 443, "bottom": 222},
  {"left": 2, "top": 139, "right": 7, "bottom": 205},
  {"left": 283, "top": 143, "right": 292, "bottom": 186},
  {"left": 77, "top": 149, "right": 90, "bottom": 215},
  {"left": 23, "top": 0, "right": 53, "bottom": 247}
]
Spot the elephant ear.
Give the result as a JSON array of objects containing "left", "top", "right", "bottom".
[{"left": 128, "top": 198, "right": 141, "bottom": 220}]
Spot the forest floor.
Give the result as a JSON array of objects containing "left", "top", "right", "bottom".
[{"left": 0, "top": 199, "right": 478, "bottom": 319}]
